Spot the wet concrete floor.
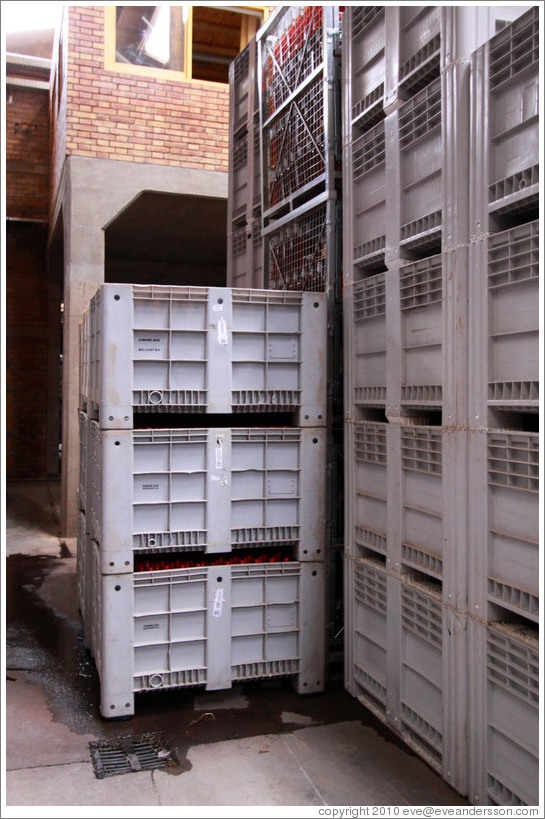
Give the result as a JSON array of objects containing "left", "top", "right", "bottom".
[{"left": 4, "top": 481, "right": 469, "bottom": 809}]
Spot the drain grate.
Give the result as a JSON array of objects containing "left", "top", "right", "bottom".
[{"left": 89, "top": 732, "right": 178, "bottom": 779}]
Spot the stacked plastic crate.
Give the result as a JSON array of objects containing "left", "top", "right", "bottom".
[
  {"left": 343, "top": 6, "right": 472, "bottom": 792},
  {"left": 256, "top": 5, "right": 345, "bottom": 654},
  {"left": 342, "top": 5, "right": 537, "bottom": 799},
  {"left": 77, "top": 283, "right": 328, "bottom": 718},
  {"left": 227, "top": 37, "right": 263, "bottom": 289},
  {"left": 467, "top": 8, "right": 539, "bottom": 807}
]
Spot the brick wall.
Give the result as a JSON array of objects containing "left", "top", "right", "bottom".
[
  {"left": 6, "top": 223, "right": 58, "bottom": 479},
  {"left": 5, "top": 86, "right": 50, "bottom": 221},
  {"left": 50, "top": 5, "right": 229, "bottom": 206}
]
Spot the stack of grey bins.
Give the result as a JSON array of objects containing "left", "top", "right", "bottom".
[
  {"left": 227, "top": 5, "right": 345, "bottom": 655},
  {"left": 77, "top": 283, "right": 329, "bottom": 718},
  {"left": 343, "top": 5, "right": 538, "bottom": 806}
]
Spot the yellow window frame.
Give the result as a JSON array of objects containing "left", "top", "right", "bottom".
[{"left": 104, "top": 5, "right": 269, "bottom": 84}]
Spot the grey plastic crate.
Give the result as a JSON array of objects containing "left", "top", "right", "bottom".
[
  {"left": 344, "top": 556, "right": 388, "bottom": 717},
  {"left": 79, "top": 307, "right": 89, "bottom": 412},
  {"left": 345, "top": 559, "right": 468, "bottom": 793},
  {"left": 227, "top": 38, "right": 264, "bottom": 289},
  {"left": 345, "top": 421, "right": 388, "bottom": 560},
  {"left": 343, "top": 6, "right": 529, "bottom": 144},
  {"left": 469, "top": 620, "right": 539, "bottom": 806},
  {"left": 344, "top": 61, "right": 471, "bottom": 282},
  {"left": 399, "top": 254, "right": 443, "bottom": 408},
  {"left": 257, "top": 6, "right": 341, "bottom": 222},
  {"left": 469, "top": 221, "right": 539, "bottom": 417},
  {"left": 470, "top": 8, "right": 539, "bottom": 238},
  {"left": 88, "top": 554, "right": 325, "bottom": 717},
  {"left": 468, "top": 429, "right": 539, "bottom": 623},
  {"left": 400, "top": 426, "right": 444, "bottom": 581},
  {"left": 77, "top": 510, "right": 86, "bottom": 621},
  {"left": 347, "top": 7, "right": 386, "bottom": 133},
  {"left": 78, "top": 410, "right": 89, "bottom": 515},
  {"left": 87, "top": 424, "right": 326, "bottom": 571},
  {"left": 486, "top": 431, "right": 539, "bottom": 621},
  {"left": 350, "top": 122, "right": 386, "bottom": 272},
  {"left": 347, "top": 274, "right": 387, "bottom": 410},
  {"left": 85, "top": 284, "right": 326, "bottom": 427}
]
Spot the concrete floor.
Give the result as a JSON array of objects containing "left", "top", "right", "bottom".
[{"left": 4, "top": 480, "right": 469, "bottom": 812}]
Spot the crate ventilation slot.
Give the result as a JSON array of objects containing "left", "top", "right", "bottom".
[
  {"left": 489, "top": 7, "right": 539, "bottom": 91},
  {"left": 399, "top": 34, "right": 441, "bottom": 95},
  {"left": 354, "top": 422, "right": 387, "bottom": 465},
  {"left": 353, "top": 274, "right": 386, "bottom": 321},
  {"left": 89, "top": 733, "right": 178, "bottom": 780},
  {"left": 352, "top": 6, "right": 384, "bottom": 39},
  {"left": 487, "top": 774, "right": 528, "bottom": 807}
]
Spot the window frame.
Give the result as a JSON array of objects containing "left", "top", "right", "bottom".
[{"left": 104, "top": 5, "right": 268, "bottom": 85}]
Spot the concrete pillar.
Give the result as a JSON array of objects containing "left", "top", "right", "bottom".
[
  {"left": 59, "top": 155, "right": 228, "bottom": 537},
  {"left": 60, "top": 163, "right": 105, "bottom": 537}
]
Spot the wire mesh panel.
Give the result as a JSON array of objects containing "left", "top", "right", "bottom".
[
  {"left": 258, "top": 6, "right": 340, "bottom": 220},
  {"left": 265, "top": 201, "right": 333, "bottom": 293}
]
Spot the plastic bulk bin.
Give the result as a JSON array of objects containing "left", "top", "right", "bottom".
[
  {"left": 469, "top": 620, "right": 539, "bottom": 806},
  {"left": 344, "top": 556, "right": 388, "bottom": 717},
  {"left": 468, "top": 428, "right": 539, "bottom": 623},
  {"left": 87, "top": 425, "right": 326, "bottom": 572},
  {"left": 344, "top": 562, "right": 468, "bottom": 792},
  {"left": 487, "top": 222, "right": 539, "bottom": 407},
  {"left": 392, "top": 6, "right": 442, "bottom": 101},
  {"left": 351, "top": 121, "right": 386, "bottom": 271},
  {"left": 397, "top": 77, "right": 443, "bottom": 254},
  {"left": 345, "top": 422, "right": 388, "bottom": 560},
  {"left": 347, "top": 273, "right": 387, "bottom": 410},
  {"left": 399, "top": 254, "right": 443, "bottom": 408},
  {"left": 470, "top": 220, "right": 539, "bottom": 415},
  {"left": 85, "top": 284, "right": 326, "bottom": 427},
  {"left": 346, "top": 6, "right": 386, "bottom": 133},
  {"left": 486, "top": 431, "right": 539, "bottom": 621},
  {"left": 79, "top": 307, "right": 89, "bottom": 412},
  {"left": 400, "top": 427, "right": 444, "bottom": 580},
  {"left": 470, "top": 8, "right": 539, "bottom": 237},
  {"left": 77, "top": 510, "right": 86, "bottom": 621},
  {"left": 78, "top": 410, "right": 89, "bottom": 515},
  {"left": 89, "top": 558, "right": 325, "bottom": 717}
]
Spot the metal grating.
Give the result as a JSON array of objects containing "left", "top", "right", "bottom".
[
  {"left": 267, "top": 203, "right": 328, "bottom": 292},
  {"left": 262, "top": 6, "right": 324, "bottom": 114},
  {"left": 264, "top": 75, "right": 325, "bottom": 209},
  {"left": 89, "top": 733, "right": 178, "bottom": 779}
]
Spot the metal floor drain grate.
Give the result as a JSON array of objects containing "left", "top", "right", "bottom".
[{"left": 89, "top": 732, "right": 178, "bottom": 779}]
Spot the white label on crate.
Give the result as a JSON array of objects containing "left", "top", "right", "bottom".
[
  {"left": 217, "top": 318, "right": 228, "bottom": 345},
  {"left": 213, "top": 588, "right": 224, "bottom": 618},
  {"left": 212, "top": 304, "right": 223, "bottom": 313},
  {"left": 215, "top": 436, "right": 223, "bottom": 469}
]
